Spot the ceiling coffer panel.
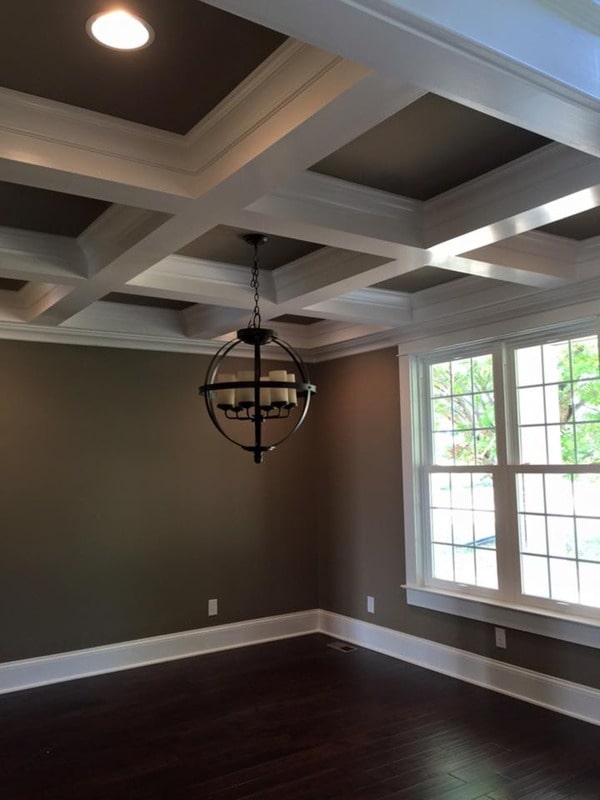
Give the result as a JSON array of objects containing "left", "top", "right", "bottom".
[{"left": 0, "top": 1, "right": 286, "bottom": 133}]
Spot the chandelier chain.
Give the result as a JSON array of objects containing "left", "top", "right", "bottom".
[{"left": 249, "top": 241, "right": 261, "bottom": 329}]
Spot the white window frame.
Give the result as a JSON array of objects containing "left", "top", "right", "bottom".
[{"left": 400, "top": 319, "right": 600, "bottom": 649}]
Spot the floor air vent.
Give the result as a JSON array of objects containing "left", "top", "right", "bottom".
[{"left": 327, "top": 640, "right": 357, "bottom": 653}]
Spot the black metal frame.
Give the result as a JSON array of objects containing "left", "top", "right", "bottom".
[{"left": 199, "top": 327, "right": 316, "bottom": 463}]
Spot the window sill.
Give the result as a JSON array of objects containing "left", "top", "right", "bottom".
[{"left": 403, "top": 585, "right": 599, "bottom": 649}]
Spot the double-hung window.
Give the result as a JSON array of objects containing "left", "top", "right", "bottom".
[{"left": 401, "top": 324, "right": 600, "bottom": 644}]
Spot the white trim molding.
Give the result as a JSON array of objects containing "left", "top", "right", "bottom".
[
  {"left": 404, "top": 586, "right": 600, "bottom": 649},
  {"left": 0, "top": 610, "right": 319, "bottom": 696},
  {"left": 2, "top": 609, "right": 598, "bottom": 727},
  {"left": 318, "top": 610, "right": 600, "bottom": 727}
]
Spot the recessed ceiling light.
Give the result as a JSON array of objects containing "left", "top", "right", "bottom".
[{"left": 86, "top": 9, "right": 154, "bottom": 51}]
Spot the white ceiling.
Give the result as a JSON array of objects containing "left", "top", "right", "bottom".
[{"left": 0, "top": 0, "right": 599, "bottom": 361}]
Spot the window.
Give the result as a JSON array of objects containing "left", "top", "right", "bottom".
[{"left": 401, "top": 324, "right": 600, "bottom": 644}]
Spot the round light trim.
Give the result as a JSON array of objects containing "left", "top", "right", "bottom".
[{"left": 86, "top": 10, "right": 154, "bottom": 51}]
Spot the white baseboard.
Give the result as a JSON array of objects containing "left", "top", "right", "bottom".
[
  {"left": 0, "top": 610, "right": 319, "bottom": 696},
  {"left": 318, "top": 610, "right": 600, "bottom": 727},
  {"left": 2, "top": 609, "right": 598, "bottom": 728}
]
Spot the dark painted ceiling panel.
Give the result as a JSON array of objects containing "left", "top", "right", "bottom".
[
  {"left": 0, "top": 278, "right": 27, "bottom": 291},
  {"left": 272, "top": 314, "right": 323, "bottom": 326},
  {"left": 103, "top": 292, "right": 193, "bottom": 311},
  {"left": 0, "top": 181, "right": 109, "bottom": 236},
  {"left": 312, "top": 94, "right": 550, "bottom": 200},
  {"left": 178, "top": 226, "right": 322, "bottom": 270},
  {"left": 537, "top": 206, "right": 600, "bottom": 240},
  {"left": 375, "top": 267, "right": 462, "bottom": 293},
  {"left": 0, "top": 1, "right": 286, "bottom": 134}
]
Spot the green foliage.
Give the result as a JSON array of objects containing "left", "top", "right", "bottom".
[
  {"left": 430, "top": 355, "right": 496, "bottom": 465},
  {"left": 557, "top": 340, "right": 600, "bottom": 464},
  {"left": 431, "top": 341, "right": 600, "bottom": 466}
]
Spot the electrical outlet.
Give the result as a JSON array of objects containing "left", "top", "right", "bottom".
[
  {"left": 208, "top": 598, "right": 218, "bottom": 617},
  {"left": 495, "top": 626, "right": 506, "bottom": 649},
  {"left": 367, "top": 595, "right": 375, "bottom": 614}
]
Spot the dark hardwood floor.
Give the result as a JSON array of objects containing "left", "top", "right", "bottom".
[{"left": 1, "top": 634, "right": 598, "bottom": 799}]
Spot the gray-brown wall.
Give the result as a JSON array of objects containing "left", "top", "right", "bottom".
[
  {"left": 312, "top": 348, "right": 600, "bottom": 689},
  {"left": 0, "top": 339, "right": 317, "bottom": 662},
  {"left": 1, "top": 338, "right": 597, "bottom": 690}
]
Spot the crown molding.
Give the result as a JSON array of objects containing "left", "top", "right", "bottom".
[
  {"left": 576, "top": 236, "right": 600, "bottom": 280},
  {"left": 305, "top": 327, "right": 402, "bottom": 362},
  {"left": 0, "top": 273, "right": 599, "bottom": 362},
  {"left": 0, "top": 86, "right": 184, "bottom": 158},
  {"left": 185, "top": 40, "right": 368, "bottom": 184},
  {"left": 280, "top": 170, "right": 422, "bottom": 218},
  {"left": 538, "top": 0, "right": 600, "bottom": 37},
  {"left": 0, "top": 320, "right": 221, "bottom": 355}
]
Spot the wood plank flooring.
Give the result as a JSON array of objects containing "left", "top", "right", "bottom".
[{"left": 0, "top": 634, "right": 598, "bottom": 799}]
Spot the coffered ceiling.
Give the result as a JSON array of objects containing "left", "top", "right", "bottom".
[
  {"left": 0, "top": 0, "right": 598, "bottom": 360},
  {"left": 1, "top": 1, "right": 285, "bottom": 132}
]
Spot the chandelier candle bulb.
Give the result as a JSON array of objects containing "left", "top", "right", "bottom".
[
  {"left": 269, "top": 370, "right": 289, "bottom": 406},
  {"left": 236, "top": 370, "right": 255, "bottom": 406},
  {"left": 260, "top": 377, "right": 272, "bottom": 409},
  {"left": 287, "top": 373, "right": 298, "bottom": 406},
  {"left": 215, "top": 373, "right": 235, "bottom": 409}
]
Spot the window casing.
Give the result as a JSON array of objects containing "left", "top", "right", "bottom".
[{"left": 401, "top": 322, "right": 600, "bottom": 646}]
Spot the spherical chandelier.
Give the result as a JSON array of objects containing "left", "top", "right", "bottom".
[{"left": 199, "top": 234, "right": 317, "bottom": 463}]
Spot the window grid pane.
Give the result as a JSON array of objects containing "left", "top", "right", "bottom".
[
  {"left": 516, "top": 472, "right": 600, "bottom": 608},
  {"left": 429, "top": 472, "right": 498, "bottom": 590},
  {"left": 516, "top": 336, "right": 600, "bottom": 465},
  {"left": 429, "top": 355, "right": 497, "bottom": 467},
  {"left": 421, "top": 333, "right": 600, "bottom": 616}
]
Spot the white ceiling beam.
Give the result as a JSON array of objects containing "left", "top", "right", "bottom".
[
  {"left": 134, "top": 254, "right": 416, "bottom": 330},
  {"left": 298, "top": 318, "right": 392, "bottom": 350},
  {"left": 26, "top": 46, "right": 422, "bottom": 327},
  {"left": 236, "top": 144, "right": 425, "bottom": 255},
  {"left": 129, "top": 255, "right": 275, "bottom": 309},
  {"left": 411, "top": 277, "right": 537, "bottom": 324},
  {"left": 21, "top": 283, "right": 72, "bottom": 322},
  {"left": 0, "top": 89, "right": 192, "bottom": 213},
  {"left": 424, "top": 145, "right": 600, "bottom": 252},
  {"left": 0, "top": 226, "right": 86, "bottom": 284},
  {"left": 448, "top": 231, "right": 577, "bottom": 288},
  {"left": 464, "top": 231, "right": 576, "bottom": 275},
  {"left": 231, "top": 204, "right": 426, "bottom": 263},
  {"left": 425, "top": 255, "right": 568, "bottom": 290},
  {"left": 60, "top": 301, "right": 186, "bottom": 338},
  {"left": 203, "top": 0, "right": 600, "bottom": 158},
  {"left": 26, "top": 206, "right": 172, "bottom": 324},
  {"left": 273, "top": 247, "right": 397, "bottom": 306},
  {"left": 78, "top": 205, "right": 171, "bottom": 279},
  {"left": 251, "top": 150, "right": 597, "bottom": 274},
  {"left": 306, "top": 288, "right": 412, "bottom": 326}
]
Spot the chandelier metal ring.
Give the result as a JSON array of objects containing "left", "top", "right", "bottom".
[{"left": 198, "top": 234, "right": 317, "bottom": 463}]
